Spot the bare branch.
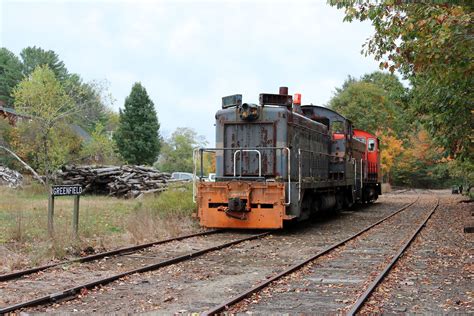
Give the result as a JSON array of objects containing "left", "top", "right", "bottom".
[{"left": 0, "top": 145, "right": 46, "bottom": 185}]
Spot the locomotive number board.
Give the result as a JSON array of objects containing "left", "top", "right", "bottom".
[{"left": 51, "top": 185, "right": 83, "bottom": 196}]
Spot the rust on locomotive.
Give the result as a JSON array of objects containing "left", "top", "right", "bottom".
[{"left": 194, "top": 87, "right": 382, "bottom": 229}]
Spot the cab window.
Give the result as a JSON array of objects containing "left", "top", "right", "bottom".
[
  {"left": 368, "top": 138, "right": 376, "bottom": 152},
  {"left": 332, "top": 121, "right": 344, "bottom": 133}
]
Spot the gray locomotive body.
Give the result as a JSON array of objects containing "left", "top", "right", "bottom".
[{"left": 195, "top": 88, "right": 381, "bottom": 229}]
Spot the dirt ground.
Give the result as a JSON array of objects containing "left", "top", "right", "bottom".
[
  {"left": 3, "top": 190, "right": 472, "bottom": 314},
  {"left": 229, "top": 190, "right": 473, "bottom": 315},
  {"left": 358, "top": 191, "right": 473, "bottom": 314}
]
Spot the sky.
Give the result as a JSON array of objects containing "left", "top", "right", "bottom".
[{"left": 1, "top": 0, "right": 380, "bottom": 144}]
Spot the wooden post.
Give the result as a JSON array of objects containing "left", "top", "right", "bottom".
[
  {"left": 72, "top": 195, "right": 80, "bottom": 239},
  {"left": 48, "top": 193, "right": 54, "bottom": 237}
]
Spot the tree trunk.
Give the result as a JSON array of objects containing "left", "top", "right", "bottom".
[
  {"left": 0, "top": 145, "right": 45, "bottom": 185},
  {"left": 43, "top": 130, "right": 50, "bottom": 185}
]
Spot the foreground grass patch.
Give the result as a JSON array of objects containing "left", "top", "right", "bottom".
[{"left": 0, "top": 183, "right": 199, "bottom": 270}]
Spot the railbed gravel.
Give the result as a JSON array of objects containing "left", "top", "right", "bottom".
[
  {"left": 10, "top": 191, "right": 467, "bottom": 314},
  {"left": 228, "top": 192, "right": 435, "bottom": 314},
  {"left": 16, "top": 192, "right": 412, "bottom": 314},
  {"left": 357, "top": 191, "right": 473, "bottom": 315}
]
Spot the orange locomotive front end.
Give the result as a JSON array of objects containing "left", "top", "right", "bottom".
[
  {"left": 197, "top": 181, "right": 287, "bottom": 229},
  {"left": 193, "top": 90, "right": 300, "bottom": 230}
]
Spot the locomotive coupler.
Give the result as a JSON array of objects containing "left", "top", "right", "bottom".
[
  {"left": 228, "top": 197, "right": 247, "bottom": 212},
  {"left": 217, "top": 197, "right": 250, "bottom": 220}
]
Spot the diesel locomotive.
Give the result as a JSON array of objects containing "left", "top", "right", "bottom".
[{"left": 193, "top": 87, "right": 381, "bottom": 229}]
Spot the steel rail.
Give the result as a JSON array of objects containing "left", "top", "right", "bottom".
[
  {"left": 346, "top": 197, "right": 439, "bottom": 316},
  {"left": 0, "top": 232, "right": 270, "bottom": 314},
  {"left": 0, "top": 229, "right": 223, "bottom": 282},
  {"left": 204, "top": 197, "right": 420, "bottom": 315}
]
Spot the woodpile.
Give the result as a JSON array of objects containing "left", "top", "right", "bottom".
[
  {"left": 0, "top": 166, "right": 23, "bottom": 188},
  {"left": 55, "top": 165, "right": 171, "bottom": 198}
]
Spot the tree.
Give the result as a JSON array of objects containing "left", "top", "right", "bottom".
[
  {"left": 0, "top": 48, "right": 23, "bottom": 106},
  {"left": 329, "top": 72, "right": 409, "bottom": 137},
  {"left": 0, "top": 107, "right": 45, "bottom": 185},
  {"left": 114, "top": 82, "right": 160, "bottom": 165},
  {"left": 156, "top": 127, "right": 207, "bottom": 173},
  {"left": 1, "top": 46, "right": 113, "bottom": 132},
  {"left": 80, "top": 122, "right": 121, "bottom": 164},
  {"left": 392, "top": 128, "right": 451, "bottom": 188},
  {"left": 13, "top": 121, "right": 81, "bottom": 174},
  {"left": 20, "top": 46, "right": 69, "bottom": 81},
  {"left": 63, "top": 74, "right": 114, "bottom": 133},
  {"left": 0, "top": 117, "right": 16, "bottom": 166},
  {"left": 448, "top": 159, "right": 474, "bottom": 192},
  {"left": 13, "top": 65, "right": 77, "bottom": 183},
  {"left": 360, "top": 72, "right": 407, "bottom": 108},
  {"left": 329, "top": 1, "right": 473, "bottom": 161},
  {"left": 377, "top": 129, "right": 404, "bottom": 183}
]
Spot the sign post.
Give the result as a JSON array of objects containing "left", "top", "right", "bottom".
[
  {"left": 49, "top": 185, "right": 83, "bottom": 239},
  {"left": 48, "top": 193, "right": 55, "bottom": 237}
]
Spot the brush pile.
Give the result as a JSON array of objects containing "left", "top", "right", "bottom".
[
  {"left": 0, "top": 166, "right": 23, "bottom": 188},
  {"left": 55, "top": 165, "right": 171, "bottom": 198}
]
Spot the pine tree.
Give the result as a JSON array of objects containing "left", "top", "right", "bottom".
[
  {"left": 0, "top": 48, "right": 23, "bottom": 106},
  {"left": 114, "top": 83, "right": 160, "bottom": 165}
]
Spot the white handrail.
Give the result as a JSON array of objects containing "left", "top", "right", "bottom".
[
  {"left": 298, "top": 149, "right": 302, "bottom": 202},
  {"left": 233, "top": 149, "right": 262, "bottom": 177},
  {"left": 192, "top": 147, "right": 291, "bottom": 206},
  {"left": 283, "top": 147, "right": 291, "bottom": 206}
]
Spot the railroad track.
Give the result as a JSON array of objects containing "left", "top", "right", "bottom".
[
  {"left": 1, "top": 195, "right": 425, "bottom": 314},
  {"left": 0, "top": 231, "right": 268, "bottom": 314},
  {"left": 346, "top": 197, "right": 439, "bottom": 315},
  {"left": 391, "top": 188, "right": 411, "bottom": 195},
  {"left": 205, "top": 195, "right": 438, "bottom": 315},
  {"left": 0, "top": 230, "right": 223, "bottom": 282}
]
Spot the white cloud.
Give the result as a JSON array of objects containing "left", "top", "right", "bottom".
[{"left": 2, "top": 0, "right": 381, "bottom": 145}]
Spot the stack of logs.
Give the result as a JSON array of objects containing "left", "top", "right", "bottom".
[
  {"left": 55, "top": 165, "right": 171, "bottom": 198},
  {"left": 0, "top": 166, "right": 23, "bottom": 188}
]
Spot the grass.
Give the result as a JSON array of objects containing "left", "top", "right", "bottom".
[{"left": 0, "top": 182, "right": 199, "bottom": 271}]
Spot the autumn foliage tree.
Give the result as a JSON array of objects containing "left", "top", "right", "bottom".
[
  {"left": 13, "top": 65, "right": 78, "bottom": 183},
  {"left": 376, "top": 130, "right": 403, "bottom": 183},
  {"left": 393, "top": 128, "right": 451, "bottom": 188},
  {"left": 329, "top": 1, "right": 473, "bottom": 185}
]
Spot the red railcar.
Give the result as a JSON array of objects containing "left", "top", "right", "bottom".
[{"left": 353, "top": 129, "right": 382, "bottom": 202}]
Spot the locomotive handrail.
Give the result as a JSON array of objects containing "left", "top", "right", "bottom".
[
  {"left": 353, "top": 158, "right": 357, "bottom": 192},
  {"left": 192, "top": 146, "right": 291, "bottom": 206},
  {"left": 233, "top": 150, "right": 262, "bottom": 178},
  {"left": 298, "top": 149, "right": 302, "bottom": 202}
]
